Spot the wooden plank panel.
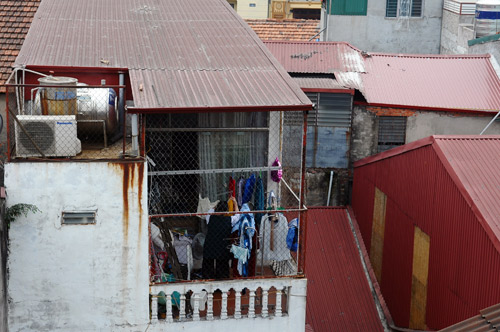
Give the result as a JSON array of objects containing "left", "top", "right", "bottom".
[
  {"left": 370, "top": 187, "right": 387, "bottom": 282},
  {"left": 410, "top": 226, "right": 430, "bottom": 329}
]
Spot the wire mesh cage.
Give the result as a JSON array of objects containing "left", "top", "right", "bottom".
[
  {"left": 6, "top": 79, "right": 141, "bottom": 160},
  {"left": 147, "top": 110, "right": 307, "bottom": 283}
]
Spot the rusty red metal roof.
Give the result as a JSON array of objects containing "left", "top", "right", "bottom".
[
  {"left": 439, "top": 303, "right": 500, "bottom": 331},
  {"left": 362, "top": 54, "right": 500, "bottom": 112},
  {"left": 245, "top": 19, "right": 320, "bottom": 41},
  {"left": 292, "top": 77, "right": 353, "bottom": 93},
  {"left": 14, "top": 0, "right": 311, "bottom": 111},
  {"left": 264, "top": 41, "right": 500, "bottom": 113},
  {"left": 355, "top": 135, "right": 500, "bottom": 254},
  {"left": 306, "top": 207, "right": 384, "bottom": 332},
  {"left": 0, "top": 0, "right": 40, "bottom": 93},
  {"left": 264, "top": 41, "right": 365, "bottom": 74}
]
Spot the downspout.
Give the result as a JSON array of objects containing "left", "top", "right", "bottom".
[
  {"left": 118, "top": 72, "right": 125, "bottom": 132},
  {"left": 298, "top": 110, "right": 308, "bottom": 275}
]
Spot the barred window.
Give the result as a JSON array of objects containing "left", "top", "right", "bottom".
[
  {"left": 386, "top": 0, "right": 423, "bottom": 18},
  {"left": 378, "top": 116, "right": 407, "bottom": 153}
]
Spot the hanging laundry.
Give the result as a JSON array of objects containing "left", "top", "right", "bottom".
[
  {"left": 254, "top": 176, "right": 265, "bottom": 228},
  {"left": 228, "top": 176, "right": 236, "bottom": 198},
  {"left": 259, "top": 213, "right": 292, "bottom": 263},
  {"left": 242, "top": 174, "right": 256, "bottom": 204},
  {"left": 237, "top": 176, "right": 245, "bottom": 207},
  {"left": 286, "top": 218, "right": 299, "bottom": 252},
  {"left": 231, "top": 203, "right": 255, "bottom": 277},
  {"left": 271, "top": 158, "right": 282, "bottom": 183}
]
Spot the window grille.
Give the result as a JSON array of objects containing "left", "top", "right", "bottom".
[
  {"left": 62, "top": 211, "right": 96, "bottom": 225},
  {"left": 378, "top": 116, "right": 407, "bottom": 152},
  {"left": 386, "top": 0, "right": 423, "bottom": 17}
]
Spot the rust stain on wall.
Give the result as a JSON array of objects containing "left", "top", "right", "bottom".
[
  {"left": 137, "top": 162, "right": 144, "bottom": 241},
  {"left": 367, "top": 106, "right": 416, "bottom": 117}
]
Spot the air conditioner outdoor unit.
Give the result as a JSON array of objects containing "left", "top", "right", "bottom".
[{"left": 15, "top": 115, "right": 82, "bottom": 158}]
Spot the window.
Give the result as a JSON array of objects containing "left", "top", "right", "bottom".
[
  {"left": 377, "top": 116, "right": 406, "bottom": 153},
  {"left": 330, "top": 0, "right": 367, "bottom": 16},
  {"left": 386, "top": 0, "right": 423, "bottom": 18},
  {"left": 62, "top": 211, "right": 96, "bottom": 225}
]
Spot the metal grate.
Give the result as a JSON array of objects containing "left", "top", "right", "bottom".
[
  {"left": 147, "top": 110, "right": 306, "bottom": 284},
  {"left": 378, "top": 116, "right": 407, "bottom": 152}
]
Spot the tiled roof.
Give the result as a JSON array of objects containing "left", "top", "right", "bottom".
[
  {"left": 0, "top": 0, "right": 40, "bottom": 93},
  {"left": 245, "top": 19, "right": 320, "bottom": 41},
  {"left": 306, "top": 207, "right": 385, "bottom": 332}
]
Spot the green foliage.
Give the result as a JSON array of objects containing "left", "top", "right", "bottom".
[{"left": 5, "top": 203, "right": 40, "bottom": 225}]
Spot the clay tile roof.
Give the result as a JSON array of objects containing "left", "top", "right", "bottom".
[
  {"left": 0, "top": 0, "right": 40, "bottom": 93},
  {"left": 245, "top": 19, "right": 320, "bottom": 41}
]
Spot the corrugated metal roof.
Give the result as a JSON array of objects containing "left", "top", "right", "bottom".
[
  {"left": 355, "top": 135, "right": 500, "bottom": 254},
  {"left": 439, "top": 303, "right": 500, "bottom": 331},
  {"left": 306, "top": 207, "right": 384, "bottom": 332},
  {"left": 362, "top": 54, "right": 500, "bottom": 112},
  {"left": 264, "top": 41, "right": 365, "bottom": 74},
  {"left": 292, "top": 77, "right": 352, "bottom": 92},
  {"left": 14, "top": 0, "right": 311, "bottom": 111}
]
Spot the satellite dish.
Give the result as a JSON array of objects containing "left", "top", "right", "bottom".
[{"left": 192, "top": 233, "right": 205, "bottom": 261}]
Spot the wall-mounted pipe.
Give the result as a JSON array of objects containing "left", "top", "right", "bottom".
[
  {"left": 326, "top": 170, "right": 334, "bottom": 206},
  {"left": 118, "top": 73, "right": 125, "bottom": 130},
  {"left": 131, "top": 113, "right": 139, "bottom": 156}
]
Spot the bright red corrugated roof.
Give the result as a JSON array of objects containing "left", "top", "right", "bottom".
[
  {"left": 355, "top": 135, "right": 500, "bottom": 253},
  {"left": 362, "top": 53, "right": 500, "bottom": 113},
  {"left": 306, "top": 207, "right": 384, "bottom": 332},
  {"left": 0, "top": 0, "right": 40, "bottom": 93},
  {"left": 13, "top": 0, "right": 311, "bottom": 111},
  {"left": 264, "top": 41, "right": 365, "bottom": 74}
]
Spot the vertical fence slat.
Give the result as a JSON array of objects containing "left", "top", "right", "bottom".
[
  {"left": 193, "top": 293, "right": 200, "bottom": 321},
  {"left": 207, "top": 292, "right": 214, "bottom": 321},
  {"left": 180, "top": 294, "right": 186, "bottom": 321},
  {"left": 166, "top": 294, "right": 173, "bottom": 323},
  {"left": 151, "top": 295, "right": 158, "bottom": 323},
  {"left": 275, "top": 288, "right": 282, "bottom": 317}
]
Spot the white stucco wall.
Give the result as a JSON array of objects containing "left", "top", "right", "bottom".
[
  {"left": 326, "top": 0, "right": 444, "bottom": 54},
  {"left": 5, "top": 161, "right": 149, "bottom": 332}
]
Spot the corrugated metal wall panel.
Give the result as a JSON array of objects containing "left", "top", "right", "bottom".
[
  {"left": 381, "top": 200, "right": 414, "bottom": 327},
  {"left": 352, "top": 143, "right": 500, "bottom": 330}
]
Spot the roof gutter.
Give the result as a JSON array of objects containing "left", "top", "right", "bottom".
[{"left": 126, "top": 104, "right": 313, "bottom": 114}]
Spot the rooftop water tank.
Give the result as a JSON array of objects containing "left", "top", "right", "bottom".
[
  {"left": 475, "top": 0, "right": 500, "bottom": 38},
  {"left": 37, "top": 76, "right": 78, "bottom": 116}
]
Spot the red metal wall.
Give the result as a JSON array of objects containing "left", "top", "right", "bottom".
[{"left": 351, "top": 145, "right": 500, "bottom": 330}]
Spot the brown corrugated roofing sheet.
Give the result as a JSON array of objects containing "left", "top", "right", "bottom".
[
  {"left": 306, "top": 207, "right": 384, "bottom": 332},
  {"left": 439, "top": 303, "right": 500, "bottom": 331},
  {"left": 245, "top": 19, "right": 320, "bottom": 41},
  {"left": 362, "top": 53, "right": 500, "bottom": 112},
  {"left": 14, "top": 0, "right": 311, "bottom": 111},
  {"left": 264, "top": 41, "right": 365, "bottom": 74},
  {"left": 292, "top": 77, "right": 351, "bottom": 92},
  {"left": 0, "top": 0, "right": 40, "bottom": 92}
]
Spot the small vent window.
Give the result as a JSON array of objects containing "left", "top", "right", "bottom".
[
  {"left": 378, "top": 116, "right": 407, "bottom": 152},
  {"left": 62, "top": 211, "right": 96, "bottom": 225}
]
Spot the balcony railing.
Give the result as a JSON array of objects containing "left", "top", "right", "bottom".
[{"left": 149, "top": 278, "right": 307, "bottom": 331}]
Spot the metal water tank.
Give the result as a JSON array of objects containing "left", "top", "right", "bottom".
[
  {"left": 76, "top": 84, "right": 118, "bottom": 138},
  {"left": 37, "top": 76, "right": 78, "bottom": 115},
  {"left": 475, "top": 0, "right": 500, "bottom": 37}
]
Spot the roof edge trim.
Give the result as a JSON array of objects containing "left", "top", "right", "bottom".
[
  {"left": 354, "top": 102, "right": 500, "bottom": 114},
  {"left": 127, "top": 104, "right": 313, "bottom": 114}
]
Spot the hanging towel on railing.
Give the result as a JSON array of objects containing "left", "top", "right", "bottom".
[
  {"left": 242, "top": 174, "right": 256, "bottom": 204},
  {"left": 254, "top": 176, "right": 265, "bottom": 228}
]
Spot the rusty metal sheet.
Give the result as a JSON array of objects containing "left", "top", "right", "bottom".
[
  {"left": 14, "top": 0, "right": 311, "bottom": 110},
  {"left": 264, "top": 41, "right": 365, "bottom": 74},
  {"left": 362, "top": 54, "right": 500, "bottom": 112},
  {"left": 306, "top": 207, "right": 384, "bottom": 332},
  {"left": 352, "top": 135, "right": 500, "bottom": 329}
]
